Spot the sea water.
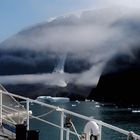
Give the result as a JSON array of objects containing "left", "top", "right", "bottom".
[{"left": 28, "top": 101, "right": 140, "bottom": 140}]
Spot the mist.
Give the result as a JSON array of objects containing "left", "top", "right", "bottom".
[{"left": 1, "top": 5, "right": 140, "bottom": 86}]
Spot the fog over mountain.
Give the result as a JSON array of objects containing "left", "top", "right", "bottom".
[{"left": 1, "top": 7, "right": 140, "bottom": 100}]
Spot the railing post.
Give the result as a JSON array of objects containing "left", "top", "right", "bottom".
[
  {"left": 0, "top": 90, "right": 2, "bottom": 125},
  {"left": 66, "top": 128, "right": 70, "bottom": 140},
  {"left": 26, "top": 99, "right": 30, "bottom": 130},
  {"left": 60, "top": 110, "right": 64, "bottom": 140},
  {"left": 98, "top": 122, "right": 102, "bottom": 140},
  {"left": 18, "top": 110, "right": 20, "bottom": 124}
]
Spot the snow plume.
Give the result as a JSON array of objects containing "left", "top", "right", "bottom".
[{"left": 1, "top": 6, "right": 140, "bottom": 86}]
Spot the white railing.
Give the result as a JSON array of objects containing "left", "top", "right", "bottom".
[{"left": 0, "top": 90, "right": 140, "bottom": 140}]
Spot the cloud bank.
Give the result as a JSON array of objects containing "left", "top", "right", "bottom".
[{"left": 1, "top": 5, "right": 140, "bottom": 86}]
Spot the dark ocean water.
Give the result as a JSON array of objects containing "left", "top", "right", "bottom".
[{"left": 28, "top": 101, "right": 140, "bottom": 140}]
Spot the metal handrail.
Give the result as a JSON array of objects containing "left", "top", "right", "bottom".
[{"left": 1, "top": 90, "right": 140, "bottom": 140}]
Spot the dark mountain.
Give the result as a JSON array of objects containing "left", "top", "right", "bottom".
[
  {"left": 5, "top": 83, "right": 92, "bottom": 100},
  {"left": 1, "top": 7, "right": 140, "bottom": 101},
  {"left": 89, "top": 48, "right": 140, "bottom": 106}
]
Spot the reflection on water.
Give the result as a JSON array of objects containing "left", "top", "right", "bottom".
[{"left": 29, "top": 101, "right": 140, "bottom": 140}]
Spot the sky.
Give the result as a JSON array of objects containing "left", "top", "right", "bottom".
[
  {"left": 1, "top": 0, "right": 140, "bottom": 42},
  {"left": 0, "top": 0, "right": 99, "bottom": 42}
]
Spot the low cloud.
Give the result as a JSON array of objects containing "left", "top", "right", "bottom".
[
  {"left": 0, "top": 73, "right": 76, "bottom": 86},
  {"left": 1, "top": 5, "right": 140, "bottom": 86}
]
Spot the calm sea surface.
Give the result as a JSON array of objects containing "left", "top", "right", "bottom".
[{"left": 28, "top": 101, "right": 140, "bottom": 140}]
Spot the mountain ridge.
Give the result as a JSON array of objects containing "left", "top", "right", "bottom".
[{"left": 1, "top": 7, "right": 140, "bottom": 102}]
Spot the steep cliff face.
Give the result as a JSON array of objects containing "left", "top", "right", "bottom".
[
  {"left": 89, "top": 49, "right": 140, "bottom": 105},
  {"left": 91, "top": 68, "right": 140, "bottom": 105}
]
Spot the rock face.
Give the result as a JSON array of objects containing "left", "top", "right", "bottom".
[
  {"left": 5, "top": 83, "right": 92, "bottom": 100},
  {"left": 89, "top": 50, "right": 140, "bottom": 106}
]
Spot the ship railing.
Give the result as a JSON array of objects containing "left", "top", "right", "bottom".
[{"left": 0, "top": 90, "right": 140, "bottom": 140}]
